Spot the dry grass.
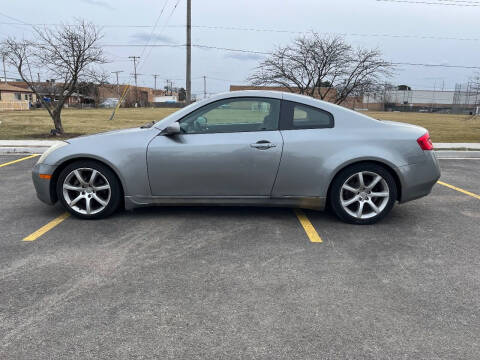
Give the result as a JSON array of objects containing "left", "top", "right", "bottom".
[
  {"left": 362, "top": 111, "right": 480, "bottom": 143},
  {"left": 0, "top": 108, "right": 178, "bottom": 140},
  {"left": 0, "top": 108, "right": 479, "bottom": 142}
]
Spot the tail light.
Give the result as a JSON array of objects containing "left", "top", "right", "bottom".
[{"left": 417, "top": 132, "right": 433, "bottom": 150}]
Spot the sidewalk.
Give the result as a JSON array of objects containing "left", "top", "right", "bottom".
[
  {"left": 434, "top": 143, "right": 480, "bottom": 150},
  {"left": 0, "top": 140, "right": 63, "bottom": 154},
  {"left": 0, "top": 140, "right": 479, "bottom": 154}
]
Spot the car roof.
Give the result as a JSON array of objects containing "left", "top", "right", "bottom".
[
  {"left": 208, "top": 90, "right": 345, "bottom": 113},
  {"left": 207, "top": 90, "right": 284, "bottom": 100}
]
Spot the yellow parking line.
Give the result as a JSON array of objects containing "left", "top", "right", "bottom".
[
  {"left": 437, "top": 181, "right": 480, "bottom": 200},
  {"left": 23, "top": 213, "right": 70, "bottom": 242},
  {"left": 294, "top": 209, "right": 323, "bottom": 243},
  {"left": 0, "top": 154, "right": 40, "bottom": 168}
]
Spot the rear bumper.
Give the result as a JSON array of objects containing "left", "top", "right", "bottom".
[
  {"left": 32, "top": 163, "right": 56, "bottom": 205},
  {"left": 398, "top": 151, "right": 441, "bottom": 203}
]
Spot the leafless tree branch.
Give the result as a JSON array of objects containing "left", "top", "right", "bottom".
[
  {"left": 248, "top": 33, "right": 394, "bottom": 105},
  {"left": 1, "top": 20, "right": 106, "bottom": 134}
]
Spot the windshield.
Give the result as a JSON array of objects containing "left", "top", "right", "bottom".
[{"left": 154, "top": 98, "right": 212, "bottom": 127}]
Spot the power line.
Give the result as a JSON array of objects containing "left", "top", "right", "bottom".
[
  {"left": 435, "top": 0, "right": 480, "bottom": 3},
  {"left": 392, "top": 62, "right": 480, "bottom": 69},
  {"left": 4, "top": 20, "right": 480, "bottom": 43},
  {"left": 3, "top": 19, "right": 480, "bottom": 43},
  {"left": 376, "top": 0, "right": 480, "bottom": 6},
  {"left": 138, "top": 0, "right": 171, "bottom": 61},
  {"left": 139, "top": 0, "right": 182, "bottom": 71},
  {"left": 4, "top": 33, "right": 479, "bottom": 71},
  {"left": 101, "top": 43, "right": 271, "bottom": 54},
  {"left": 187, "top": 25, "right": 480, "bottom": 43},
  {"left": 101, "top": 43, "right": 480, "bottom": 69},
  {"left": 192, "top": 44, "right": 271, "bottom": 55},
  {"left": 0, "top": 11, "right": 28, "bottom": 25}
]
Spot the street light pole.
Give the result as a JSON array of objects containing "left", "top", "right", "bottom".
[
  {"left": 153, "top": 74, "right": 159, "bottom": 91},
  {"left": 111, "top": 70, "right": 123, "bottom": 98},
  {"left": 203, "top": 75, "right": 207, "bottom": 99},
  {"left": 186, "top": 0, "right": 192, "bottom": 104}
]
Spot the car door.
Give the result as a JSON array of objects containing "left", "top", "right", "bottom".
[
  {"left": 147, "top": 97, "right": 283, "bottom": 197},
  {"left": 272, "top": 99, "right": 335, "bottom": 197}
]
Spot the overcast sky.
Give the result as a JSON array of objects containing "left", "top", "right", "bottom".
[{"left": 1, "top": 0, "right": 479, "bottom": 96}]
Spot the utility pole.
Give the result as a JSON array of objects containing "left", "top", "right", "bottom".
[
  {"left": 111, "top": 70, "right": 123, "bottom": 97},
  {"left": 37, "top": 73, "right": 40, "bottom": 83},
  {"left": 166, "top": 79, "right": 172, "bottom": 95},
  {"left": 186, "top": 0, "right": 192, "bottom": 104},
  {"left": 128, "top": 56, "right": 140, "bottom": 105},
  {"left": 203, "top": 75, "right": 207, "bottom": 99},
  {"left": 152, "top": 74, "right": 159, "bottom": 91},
  {"left": 2, "top": 54, "right": 6, "bottom": 83}
]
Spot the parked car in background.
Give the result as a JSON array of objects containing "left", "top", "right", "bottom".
[
  {"left": 31, "top": 91, "right": 440, "bottom": 224},
  {"left": 98, "top": 98, "right": 119, "bottom": 108}
]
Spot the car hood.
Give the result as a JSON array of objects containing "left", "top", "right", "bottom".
[{"left": 67, "top": 127, "right": 157, "bottom": 144}]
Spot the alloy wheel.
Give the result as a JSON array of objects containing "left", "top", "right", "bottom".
[
  {"left": 340, "top": 171, "right": 390, "bottom": 219},
  {"left": 62, "top": 168, "right": 111, "bottom": 215}
]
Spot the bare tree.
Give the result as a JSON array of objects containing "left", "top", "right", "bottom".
[
  {"left": 1, "top": 20, "right": 106, "bottom": 135},
  {"left": 248, "top": 33, "right": 393, "bottom": 105}
]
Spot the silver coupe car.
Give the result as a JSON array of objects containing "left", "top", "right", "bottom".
[{"left": 32, "top": 91, "right": 440, "bottom": 224}]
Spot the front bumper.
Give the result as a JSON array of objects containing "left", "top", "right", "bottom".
[
  {"left": 32, "top": 163, "right": 57, "bottom": 205},
  {"left": 398, "top": 151, "right": 441, "bottom": 203}
]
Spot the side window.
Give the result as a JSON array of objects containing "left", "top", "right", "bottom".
[
  {"left": 281, "top": 101, "right": 334, "bottom": 130},
  {"left": 179, "top": 97, "right": 280, "bottom": 134}
]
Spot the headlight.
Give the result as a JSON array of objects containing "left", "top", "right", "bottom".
[{"left": 37, "top": 141, "right": 69, "bottom": 164}]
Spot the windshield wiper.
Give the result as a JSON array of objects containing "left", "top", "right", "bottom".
[{"left": 140, "top": 121, "right": 155, "bottom": 129}]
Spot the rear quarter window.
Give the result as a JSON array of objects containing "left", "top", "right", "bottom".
[
  {"left": 281, "top": 101, "right": 334, "bottom": 130},
  {"left": 293, "top": 104, "right": 333, "bottom": 129}
]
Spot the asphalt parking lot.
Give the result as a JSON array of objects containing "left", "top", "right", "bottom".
[{"left": 1, "top": 153, "right": 479, "bottom": 359}]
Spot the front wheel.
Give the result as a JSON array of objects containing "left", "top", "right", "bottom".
[
  {"left": 329, "top": 163, "right": 397, "bottom": 225},
  {"left": 56, "top": 160, "right": 122, "bottom": 219}
]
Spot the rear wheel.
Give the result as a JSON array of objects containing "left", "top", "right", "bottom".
[
  {"left": 329, "top": 163, "right": 397, "bottom": 224},
  {"left": 56, "top": 160, "right": 122, "bottom": 219}
]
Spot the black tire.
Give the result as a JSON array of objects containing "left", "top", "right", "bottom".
[
  {"left": 329, "top": 163, "right": 398, "bottom": 225},
  {"left": 56, "top": 160, "right": 122, "bottom": 219}
]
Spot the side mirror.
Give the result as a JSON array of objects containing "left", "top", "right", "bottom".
[{"left": 162, "top": 122, "right": 181, "bottom": 136}]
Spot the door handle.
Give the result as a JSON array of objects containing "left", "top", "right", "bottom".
[{"left": 250, "top": 141, "right": 276, "bottom": 150}]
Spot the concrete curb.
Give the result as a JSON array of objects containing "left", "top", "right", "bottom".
[
  {"left": 434, "top": 143, "right": 480, "bottom": 151},
  {"left": 0, "top": 147, "right": 50, "bottom": 154},
  {"left": 0, "top": 140, "right": 62, "bottom": 154}
]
